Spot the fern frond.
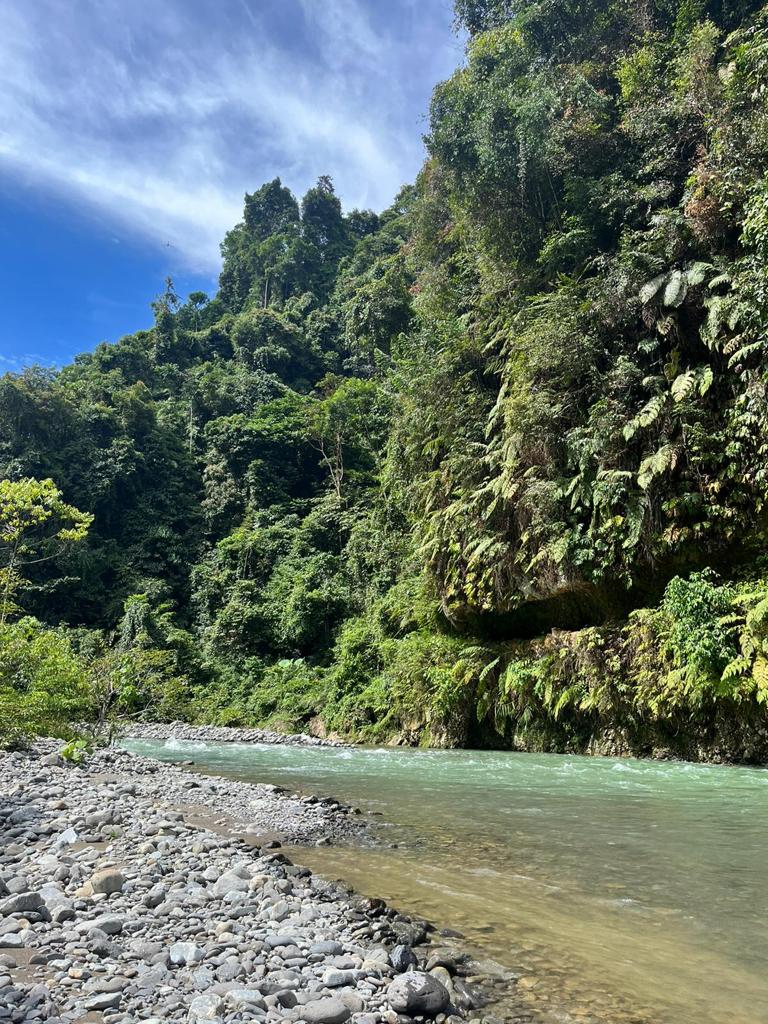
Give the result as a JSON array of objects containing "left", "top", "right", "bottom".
[
  {"left": 698, "top": 365, "right": 714, "bottom": 395},
  {"left": 707, "top": 272, "right": 731, "bottom": 290},
  {"left": 663, "top": 269, "right": 687, "bottom": 307},
  {"left": 727, "top": 341, "right": 763, "bottom": 368},
  {"left": 639, "top": 272, "right": 668, "bottom": 304},
  {"left": 671, "top": 370, "right": 696, "bottom": 402},
  {"left": 684, "top": 261, "right": 713, "bottom": 287},
  {"left": 722, "top": 655, "right": 750, "bottom": 680},
  {"left": 638, "top": 444, "right": 679, "bottom": 490},
  {"left": 753, "top": 659, "right": 768, "bottom": 702}
]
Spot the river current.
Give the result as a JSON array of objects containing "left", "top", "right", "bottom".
[{"left": 122, "top": 739, "right": 768, "bottom": 1024}]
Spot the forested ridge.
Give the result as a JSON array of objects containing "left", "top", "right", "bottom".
[{"left": 3, "top": 0, "right": 768, "bottom": 759}]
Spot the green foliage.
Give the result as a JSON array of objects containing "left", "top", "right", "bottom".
[
  {"left": 323, "top": 618, "right": 470, "bottom": 744},
  {"left": 88, "top": 594, "right": 190, "bottom": 722},
  {"left": 660, "top": 570, "right": 737, "bottom": 689},
  {"left": 718, "top": 575, "right": 768, "bottom": 703},
  {"left": 337, "top": 568, "right": 768, "bottom": 753},
  {"left": 60, "top": 738, "right": 91, "bottom": 764},
  {"left": 244, "top": 659, "right": 326, "bottom": 732},
  {"left": 187, "top": 657, "right": 326, "bottom": 732},
  {"left": 400, "top": 0, "right": 768, "bottom": 621},
  {"left": 0, "top": 618, "right": 90, "bottom": 747},
  {"left": 2, "top": 1, "right": 768, "bottom": 755},
  {"left": 0, "top": 477, "right": 92, "bottom": 625},
  {"left": 91, "top": 647, "right": 188, "bottom": 722}
]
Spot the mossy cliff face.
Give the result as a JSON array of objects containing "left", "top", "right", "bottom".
[{"left": 313, "top": 570, "right": 768, "bottom": 764}]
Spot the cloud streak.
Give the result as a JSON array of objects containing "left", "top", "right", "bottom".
[{"left": 0, "top": 0, "right": 461, "bottom": 272}]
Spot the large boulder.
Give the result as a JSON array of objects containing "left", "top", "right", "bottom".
[
  {"left": 223, "top": 988, "right": 267, "bottom": 1012},
  {"left": 142, "top": 883, "right": 167, "bottom": 909},
  {"left": 77, "top": 914, "right": 124, "bottom": 936},
  {"left": 386, "top": 972, "right": 450, "bottom": 1017},
  {"left": 83, "top": 992, "right": 121, "bottom": 1012},
  {"left": 211, "top": 871, "right": 249, "bottom": 898},
  {"left": 322, "top": 968, "right": 358, "bottom": 988},
  {"left": 188, "top": 992, "right": 223, "bottom": 1020},
  {"left": 53, "top": 826, "right": 78, "bottom": 848},
  {"left": 38, "top": 884, "right": 70, "bottom": 911}
]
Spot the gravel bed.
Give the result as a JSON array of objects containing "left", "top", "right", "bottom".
[
  {"left": 122, "top": 722, "right": 350, "bottom": 749},
  {"left": 0, "top": 742, "right": 501, "bottom": 1024}
]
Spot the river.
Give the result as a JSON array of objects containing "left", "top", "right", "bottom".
[{"left": 121, "top": 739, "right": 768, "bottom": 1024}]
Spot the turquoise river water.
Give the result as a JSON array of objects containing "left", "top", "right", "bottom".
[{"left": 122, "top": 739, "right": 768, "bottom": 1024}]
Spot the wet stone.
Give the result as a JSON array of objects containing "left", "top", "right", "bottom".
[{"left": 387, "top": 972, "right": 451, "bottom": 1018}]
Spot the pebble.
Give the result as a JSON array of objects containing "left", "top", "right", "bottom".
[{"left": 302, "top": 996, "right": 353, "bottom": 1023}]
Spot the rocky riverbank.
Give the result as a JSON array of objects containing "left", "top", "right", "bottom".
[
  {"left": 0, "top": 742, "right": 497, "bottom": 1024},
  {"left": 120, "top": 722, "right": 350, "bottom": 749}
]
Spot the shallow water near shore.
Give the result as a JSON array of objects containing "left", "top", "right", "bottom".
[{"left": 121, "top": 739, "right": 768, "bottom": 1024}]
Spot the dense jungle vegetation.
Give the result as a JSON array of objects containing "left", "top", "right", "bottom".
[{"left": 3, "top": 0, "right": 768, "bottom": 759}]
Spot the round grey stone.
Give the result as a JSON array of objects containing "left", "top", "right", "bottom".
[{"left": 386, "top": 972, "right": 450, "bottom": 1017}]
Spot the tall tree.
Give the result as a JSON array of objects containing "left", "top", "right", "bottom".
[{"left": 301, "top": 176, "right": 351, "bottom": 302}]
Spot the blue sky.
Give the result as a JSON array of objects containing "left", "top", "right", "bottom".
[{"left": 0, "top": 0, "right": 463, "bottom": 370}]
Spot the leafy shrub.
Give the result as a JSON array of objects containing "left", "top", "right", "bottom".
[
  {"left": 245, "top": 658, "right": 326, "bottom": 732},
  {"left": 660, "top": 570, "right": 738, "bottom": 700},
  {"left": 60, "top": 738, "right": 91, "bottom": 764},
  {"left": 89, "top": 647, "right": 188, "bottom": 723},
  {"left": 717, "top": 577, "right": 768, "bottom": 703},
  {"left": 0, "top": 617, "right": 90, "bottom": 748}
]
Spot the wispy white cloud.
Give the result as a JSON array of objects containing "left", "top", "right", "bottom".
[
  {"left": 0, "top": 351, "right": 55, "bottom": 370},
  {"left": 0, "top": 0, "right": 461, "bottom": 272}
]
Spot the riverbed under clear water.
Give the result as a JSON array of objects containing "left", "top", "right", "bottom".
[{"left": 121, "top": 739, "right": 768, "bottom": 1024}]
